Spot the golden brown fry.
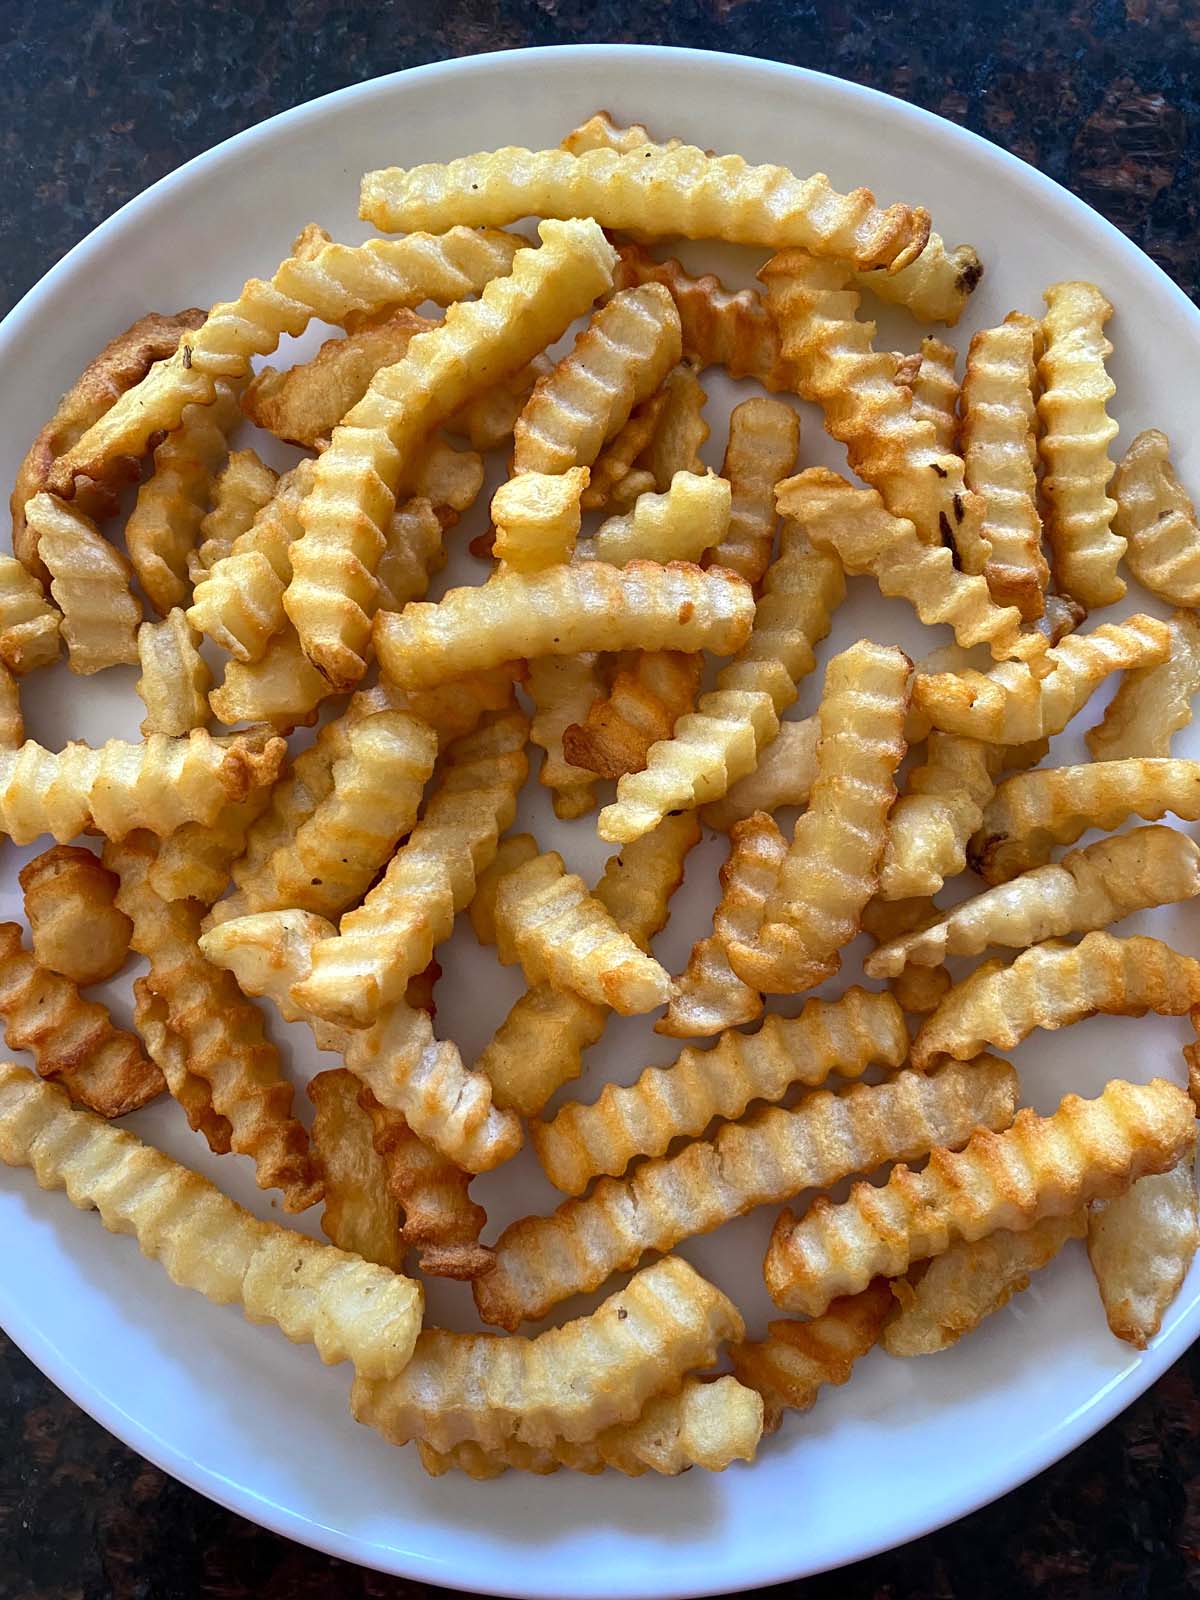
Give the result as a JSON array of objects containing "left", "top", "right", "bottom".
[
  {"left": 701, "top": 717, "right": 819, "bottom": 831},
  {"left": 585, "top": 470, "right": 730, "bottom": 567},
  {"left": 901, "top": 336, "right": 959, "bottom": 458},
  {"left": 0, "top": 557, "right": 60, "bottom": 675},
  {"left": 1038, "top": 280, "right": 1124, "bottom": 607},
  {"left": 1087, "top": 1163, "right": 1200, "bottom": 1348},
  {"left": 285, "top": 220, "right": 616, "bottom": 691},
  {"left": 147, "top": 793, "right": 268, "bottom": 911},
  {"left": 491, "top": 468, "right": 588, "bottom": 572},
  {"left": 912, "top": 932, "right": 1200, "bottom": 1070},
  {"left": 766, "top": 1077, "right": 1194, "bottom": 1315},
  {"left": 961, "top": 312, "right": 1049, "bottom": 619},
  {"left": 29, "top": 492, "right": 141, "bottom": 674},
  {"left": 107, "top": 832, "right": 319, "bottom": 1210},
  {"left": 563, "top": 650, "right": 702, "bottom": 779},
  {"left": 890, "top": 965, "right": 952, "bottom": 1016},
  {"left": 0, "top": 1065, "right": 421, "bottom": 1379},
  {"left": 870, "top": 827, "right": 1200, "bottom": 979},
  {"left": 640, "top": 364, "right": 709, "bottom": 491},
  {"left": 971, "top": 758, "right": 1200, "bottom": 883},
  {"left": 658, "top": 933, "right": 762, "bottom": 1040},
  {"left": 495, "top": 851, "right": 673, "bottom": 1016},
  {"left": 360, "top": 144, "right": 928, "bottom": 269},
  {"left": 0, "top": 729, "right": 283, "bottom": 845},
  {"left": 880, "top": 734, "right": 1002, "bottom": 900},
  {"left": 1086, "top": 611, "right": 1200, "bottom": 761},
  {"left": 468, "top": 834, "right": 540, "bottom": 948},
  {"left": 19, "top": 845, "right": 131, "bottom": 986},
  {"left": 124, "top": 380, "right": 243, "bottom": 614},
  {"left": 912, "top": 613, "right": 1169, "bottom": 743},
  {"left": 132, "top": 980, "right": 232, "bottom": 1153},
  {"left": 512, "top": 284, "right": 681, "bottom": 475},
  {"left": 0, "top": 922, "right": 161, "bottom": 1118},
  {"left": 476, "top": 813, "right": 699, "bottom": 1118},
  {"left": 208, "top": 631, "right": 328, "bottom": 733},
  {"left": 881, "top": 1212, "right": 1086, "bottom": 1357},
  {"left": 1110, "top": 429, "right": 1200, "bottom": 605},
  {"left": 12, "top": 309, "right": 205, "bottom": 583},
  {"left": 376, "top": 561, "right": 753, "bottom": 690},
  {"left": 527, "top": 654, "right": 605, "bottom": 820},
  {"left": 190, "top": 447, "right": 280, "bottom": 576},
  {"left": 292, "top": 712, "right": 529, "bottom": 1027},
  {"left": 308, "top": 1069, "right": 404, "bottom": 1272},
  {"left": 727, "top": 641, "right": 909, "bottom": 995},
  {"left": 475, "top": 1057, "right": 1018, "bottom": 1328},
  {"left": 533, "top": 988, "right": 908, "bottom": 1195},
  {"left": 702, "top": 398, "right": 800, "bottom": 587},
  {"left": 135, "top": 609, "right": 211, "bottom": 737},
  {"left": 730, "top": 1281, "right": 892, "bottom": 1432},
  {"left": 357, "top": 1255, "right": 742, "bottom": 1451},
  {"left": 447, "top": 357, "right": 553, "bottom": 453},
  {"left": 581, "top": 390, "right": 670, "bottom": 512}
]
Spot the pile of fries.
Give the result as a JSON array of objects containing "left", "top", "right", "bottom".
[{"left": 4, "top": 107, "right": 1200, "bottom": 1485}]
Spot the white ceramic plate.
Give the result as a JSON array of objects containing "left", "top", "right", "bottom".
[{"left": 2, "top": 43, "right": 1199, "bottom": 1600}]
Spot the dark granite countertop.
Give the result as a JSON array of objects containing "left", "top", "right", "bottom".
[{"left": 2, "top": 2, "right": 1200, "bottom": 1596}]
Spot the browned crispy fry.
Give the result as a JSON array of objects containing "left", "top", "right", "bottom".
[
  {"left": 475, "top": 1057, "right": 1018, "bottom": 1328},
  {"left": 580, "top": 390, "right": 670, "bottom": 512},
  {"left": 701, "top": 716, "right": 819, "bottom": 831},
  {"left": 131, "top": 979, "right": 231, "bottom": 1152},
  {"left": 1110, "top": 429, "right": 1200, "bottom": 606},
  {"left": 880, "top": 734, "right": 1002, "bottom": 900},
  {"left": 899, "top": 336, "right": 959, "bottom": 459},
  {"left": 640, "top": 364, "right": 709, "bottom": 491},
  {"left": 19, "top": 845, "right": 131, "bottom": 986},
  {"left": 563, "top": 651, "right": 702, "bottom": 779},
  {"left": 1087, "top": 1163, "right": 1200, "bottom": 1348},
  {"left": 29, "top": 492, "right": 141, "bottom": 674},
  {"left": 1087, "top": 611, "right": 1200, "bottom": 761},
  {"left": 189, "top": 448, "right": 280, "bottom": 577},
  {"left": 890, "top": 965, "right": 952, "bottom": 1016},
  {"left": 0, "top": 922, "right": 161, "bottom": 1117},
  {"left": 135, "top": 610, "right": 211, "bottom": 736},
  {"left": 705, "top": 398, "right": 800, "bottom": 587},
  {"left": 308, "top": 1069, "right": 404, "bottom": 1271},
  {"left": 766, "top": 1077, "right": 1195, "bottom": 1315},
  {"left": 0, "top": 557, "right": 61, "bottom": 675}
]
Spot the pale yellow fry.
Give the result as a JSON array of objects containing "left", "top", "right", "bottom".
[
  {"left": 970, "top": 758, "right": 1200, "bottom": 883},
  {"left": 586, "top": 471, "right": 731, "bottom": 566},
  {"left": 1037, "top": 280, "right": 1124, "bottom": 607},
  {"left": 532, "top": 988, "right": 908, "bottom": 1195},
  {"left": 492, "top": 469, "right": 588, "bottom": 573},
  {"left": 912, "top": 613, "right": 1169, "bottom": 743},
  {"left": 901, "top": 336, "right": 959, "bottom": 459},
  {"left": 0, "top": 1064, "right": 421, "bottom": 1379},
  {"left": 208, "top": 629, "right": 332, "bottom": 733},
  {"left": 705, "top": 397, "right": 800, "bottom": 586},
  {"left": 657, "top": 934, "right": 762, "bottom": 1040},
  {"left": 912, "top": 932, "right": 1200, "bottom": 1070},
  {"left": 148, "top": 789, "right": 273, "bottom": 908},
  {"left": 598, "top": 527, "right": 842, "bottom": 843},
  {"left": 356, "top": 1254, "right": 741, "bottom": 1451},
  {"left": 292, "top": 712, "right": 529, "bottom": 1028},
  {"left": 190, "top": 447, "right": 279, "bottom": 575},
  {"left": 760, "top": 253, "right": 981, "bottom": 549},
  {"left": 701, "top": 717, "right": 819, "bottom": 831},
  {"left": 47, "top": 228, "right": 527, "bottom": 503},
  {"left": 512, "top": 283, "right": 681, "bottom": 474},
  {"left": 777, "top": 468, "right": 1040, "bottom": 666},
  {"left": 30, "top": 492, "right": 140, "bottom": 674},
  {"left": 1087, "top": 1162, "right": 1200, "bottom": 1348},
  {"left": 0, "top": 730, "right": 282, "bottom": 845},
  {"left": 20, "top": 845, "right": 131, "bottom": 986},
  {"left": 728, "top": 641, "right": 909, "bottom": 995},
  {"left": 376, "top": 561, "right": 753, "bottom": 691},
  {"left": 765, "top": 1077, "right": 1194, "bottom": 1315},
  {"left": 124, "top": 380, "right": 243, "bottom": 614},
  {"left": 308, "top": 1068, "right": 404, "bottom": 1272},
  {"left": 641, "top": 364, "right": 709, "bottom": 490},
  {"left": 881, "top": 1212, "right": 1086, "bottom": 1357},
  {"left": 962, "top": 312, "right": 1049, "bottom": 620},
  {"left": 880, "top": 734, "right": 1002, "bottom": 900},
  {"left": 417, "top": 1375, "right": 762, "bottom": 1478},
  {"left": 1110, "top": 429, "right": 1200, "bottom": 605},
  {"left": 0, "top": 556, "right": 60, "bottom": 675},
  {"left": 285, "top": 220, "right": 616, "bottom": 691},
  {"left": 476, "top": 813, "right": 699, "bottom": 1118},
  {"left": 527, "top": 654, "right": 603, "bottom": 820},
  {"left": 474, "top": 1057, "right": 1018, "bottom": 1329},
  {"left": 135, "top": 609, "right": 211, "bottom": 737},
  {"left": 563, "top": 650, "right": 702, "bottom": 780},
  {"left": 1, "top": 681, "right": 28, "bottom": 765},
  {"left": 469, "top": 834, "right": 541, "bottom": 949},
  {"left": 1087, "top": 611, "right": 1200, "bottom": 762},
  {"left": 730, "top": 1281, "right": 892, "bottom": 1432},
  {"left": 199, "top": 910, "right": 349, "bottom": 1046}
]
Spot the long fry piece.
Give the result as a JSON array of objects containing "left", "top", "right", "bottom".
[{"left": 29, "top": 492, "right": 141, "bottom": 674}]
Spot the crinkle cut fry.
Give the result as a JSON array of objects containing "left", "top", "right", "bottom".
[
  {"left": 512, "top": 282, "right": 681, "bottom": 475},
  {"left": 868, "top": 827, "right": 1200, "bottom": 977},
  {"left": 970, "top": 758, "right": 1200, "bottom": 884},
  {"left": 45, "top": 227, "right": 528, "bottom": 503},
  {"left": 1086, "top": 611, "right": 1200, "bottom": 761},
  {"left": 284, "top": 219, "right": 617, "bottom": 690},
  {"left": 417, "top": 1375, "right": 762, "bottom": 1478},
  {"left": 132, "top": 979, "right": 232, "bottom": 1153},
  {"left": 190, "top": 448, "right": 280, "bottom": 577},
  {"left": 581, "top": 391, "right": 670, "bottom": 512},
  {"left": 657, "top": 933, "right": 762, "bottom": 1040},
  {"left": 584, "top": 470, "right": 730, "bottom": 567},
  {"left": 106, "top": 832, "right": 320, "bottom": 1210},
  {"left": 136, "top": 609, "right": 212, "bottom": 737},
  {"left": 527, "top": 654, "right": 604, "bottom": 820},
  {"left": 30, "top": 492, "right": 141, "bottom": 674},
  {"left": 0, "top": 729, "right": 284, "bottom": 845},
  {"left": 900, "top": 336, "right": 960, "bottom": 463},
  {"left": 491, "top": 469, "right": 588, "bottom": 573},
  {"left": 0, "top": 556, "right": 61, "bottom": 675},
  {"left": 308, "top": 1069, "right": 404, "bottom": 1271},
  {"left": 701, "top": 717, "right": 819, "bottom": 831},
  {"left": 359, "top": 143, "right": 930, "bottom": 271},
  {"left": 706, "top": 397, "right": 801, "bottom": 587},
  {"left": 562, "top": 651, "right": 702, "bottom": 780},
  {"left": 730, "top": 1280, "right": 892, "bottom": 1432},
  {"left": 1111, "top": 429, "right": 1200, "bottom": 608},
  {"left": 1087, "top": 1163, "right": 1200, "bottom": 1348},
  {"left": 0, "top": 1065, "right": 422, "bottom": 1379},
  {"left": 19, "top": 844, "right": 131, "bottom": 987},
  {"left": 376, "top": 561, "right": 754, "bottom": 691},
  {"left": 880, "top": 733, "right": 1002, "bottom": 900},
  {"left": 474, "top": 1057, "right": 1019, "bottom": 1328},
  {"left": 0, "top": 923, "right": 162, "bottom": 1118},
  {"left": 765, "top": 1077, "right": 1196, "bottom": 1316},
  {"left": 475, "top": 813, "right": 699, "bottom": 1119},
  {"left": 531, "top": 988, "right": 908, "bottom": 1195},
  {"left": 911, "top": 932, "right": 1200, "bottom": 1070}
]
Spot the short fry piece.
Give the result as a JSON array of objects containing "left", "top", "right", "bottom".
[
  {"left": 491, "top": 468, "right": 588, "bottom": 572},
  {"left": 1037, "top": 280, "right": 1124, "bottom": 607},
  {"left": 1087, "top": 611, "right": 1200, "bottom": 761},
  {"left": 657, "top": 934, "right": 761, "bottom": 1040},
  {"left": 527, "top": 654, "right": 604, "bottom": 820},
  {"left": 586, "top": 470, "right": 731, "bottom": 567},
  {"left": 469, "top": 834, "right": 541, "bottom": 949},
  {"left": 912, "top": 932, "right": 1200, "bottom": 1070},
  {"left": 880, "top": 734, "right": 1002, "bottom": 900},
  {"left": 701, "top": 717, "right": 819, "bottom": 831},
  {"left": 705, "top": 398, "right": 800, "bottom": 586},
  {"left": 1110, "top": 429, "right": 1200, "bottom": 606},
  {"left": 190, "top": 447, "right": 281, "bottom": 577},
  {"left": 135, "top": 609, "right": 211, "bottom": 736},
  {"left": 19, "top": 845, "right": 131, "bottom": 986},
  {"left": 475, "top": 1058, "right": 1018, "bottom": 1328},
  {"left": 900, "top": 336, "right": 959, "bottom": 460},
  {"left": 765, "top": 1077, "right": 1195, "bottom": 1315},
  {"left": 640, "top": 364, "right": 709, "bottom": 491},
  {"left": 563, "top": 651, "right": 702, "bottom": 779},
  {"left": 152, "top": 800, "right": 280, "bottom": 913},
  {"left": 0, "top": 556, "right": 61, "bottom": 674},
  {"left": 1087, "top": 1164, "right": 1200, "bottom": 1348},
  {"left": 881, "top": 1213, "right": 1086, "bottom": 1357},
  {"left": 0, "top": 1065, "right": 422, "bottom": 1380},
  {"left": 581, "top": 391, "right": 669, "bottom": 512},
  {"left": 309, "top": 1069, "right": 404, "bottom": 1272},
  {"left": 30, "top": 492, "right": 140, "bottom": 673}
]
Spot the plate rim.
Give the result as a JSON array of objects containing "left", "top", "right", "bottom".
[{"left": 1, "top": 41, "right": 1199, "bottom": 1598}]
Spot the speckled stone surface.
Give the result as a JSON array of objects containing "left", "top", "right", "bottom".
[{"left": 2, "top": 3, "right": 1200, "bottom": 1596}]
